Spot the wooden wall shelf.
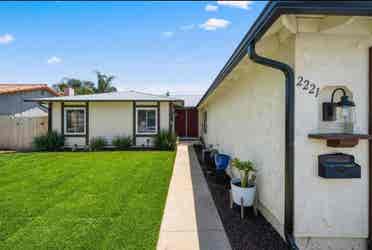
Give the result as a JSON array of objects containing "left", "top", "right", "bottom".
[{"left": 308, "top": 133, "right": 372, "bottom": 147}]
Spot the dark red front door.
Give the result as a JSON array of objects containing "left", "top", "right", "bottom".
[
  {"left": 187, "top": 109, "right": 198, "bottom": 137},
  {"left": 175, "top": 109, "right": 186, "bottom": 137},
  {"left": 175, "top": 109, "right": 198, "bottom": 137}
]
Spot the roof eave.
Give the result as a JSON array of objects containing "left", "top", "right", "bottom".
[
  {"left": 196, "top": 1, "right": 372, "bottom": 108},
  {"left": 0, "top": 86, "right": 61, "bottom": 97},
  {"left": 24, "top": 98, "right": 185, "bottom": 103}
]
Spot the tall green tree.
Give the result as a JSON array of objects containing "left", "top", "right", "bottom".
[
  {"left": 95, "top": 71, "right": 117, "bottom": 93},
  {"left": 53, "top": 72, "right": 117, "bottom": 95},
  {"left": 53, "top": 78, "right": 95, "bottom": 95}
]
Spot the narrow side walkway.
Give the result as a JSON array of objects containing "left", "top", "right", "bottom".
[{"left": 157, "top": 143, "right": 231, "bottom": 250}]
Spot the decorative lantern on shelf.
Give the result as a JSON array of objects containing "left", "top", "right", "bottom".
[{"left": 322, "top": 88, "right": 355, "bottom": 133}]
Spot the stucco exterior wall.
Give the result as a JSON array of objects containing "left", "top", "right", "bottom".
[
  {"left": 294, "top": 32, "right": 370, "bottom": 245},
  {"left": 199, "top": 21, "right": 372, "bottom": 248},
  {"left": 89, "top": 102, "right": 133, "bottom": 142},
  {"left": 51, "top": 102, "right": 61, "bottom": 132},
  {"left": 160, "top": 102, "right": 170, "bottom": 131},
  {"left": 51, "top": 101, "right": 172, "bottom": 147},
  {"left": 199, "top": 37, "right": 295, "bottom": 237}
]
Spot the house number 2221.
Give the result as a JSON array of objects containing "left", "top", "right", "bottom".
[{"left": 296, "top": 76, "right": 320, "bottom": 98}]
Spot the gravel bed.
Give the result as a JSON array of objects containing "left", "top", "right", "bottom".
[{"left": 194, "top": 145, "right": 288, "bottom": 250}]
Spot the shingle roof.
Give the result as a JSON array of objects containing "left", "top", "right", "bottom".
[
  {"left": 26, "top": 90, "right": 184, "bottom": 102},
  {"left": 0, "top": 84, "right": 60, "bottom": 96}
]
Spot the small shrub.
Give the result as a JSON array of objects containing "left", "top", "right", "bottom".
[
  {"left": 33, "top": 134, "right": 48, "bottom": 151},
  {"left": 154, "top": 130, "right": 176, "bottom": 150},
  {"left": 33, "top": 131, "right": 64, "bottom": 151},
  {"left": 112, "top": 136, "right": 132, "bottom": 150},
  {"left": 90, "top": 137, "right": 107, "bottom": 151}
]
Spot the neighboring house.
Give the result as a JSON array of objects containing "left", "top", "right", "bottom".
[
  {"left": 171, "top": 94, "right": 202, "bottom": 138},
  {"left": 0, "top": 84, "right": 60, "bottom": 150},
  {"left": 28, "top": 91, "right": 184, "bottom": 147},
  {"left": 197, "top": 2, "right": 372, "bottom": 250},
  {"left": 0, "top": 83, "right": 59, "bottom": 116}
]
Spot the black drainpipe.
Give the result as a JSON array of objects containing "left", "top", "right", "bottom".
[{"left": 247, "top": 42, "right": 298, "bottom": 250}]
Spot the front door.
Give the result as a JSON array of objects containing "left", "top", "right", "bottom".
[
  {"left": 175, "top": 109, "right": 186, "bottom": 137},
  {"left": 187, "top": 109, "right": 198, "bottom": 137},
  {"left": 175, "top": 109, "right": 198, "bottom": 137}
]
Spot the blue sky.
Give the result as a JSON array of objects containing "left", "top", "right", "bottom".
[{"left": 0, "top": 1, "right": 266, "bottom": 94}]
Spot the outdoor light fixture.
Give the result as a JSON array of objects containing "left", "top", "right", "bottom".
[{"left": 322, "top": 87, "right": 355, "bottom": 133}]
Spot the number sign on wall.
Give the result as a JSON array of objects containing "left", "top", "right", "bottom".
[{"left": 296, "top": 76, "right": 320, "bottom": 98}]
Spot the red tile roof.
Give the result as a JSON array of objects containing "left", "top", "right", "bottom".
[{"left": 0, "top": 83, "right": 61, "bottom": 96}]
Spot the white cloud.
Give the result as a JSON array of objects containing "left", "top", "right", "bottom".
[
  {"left": 217, "top": 1, "right": 252, "bottom": 10},
  {"left": 205, "top": 4, "right": 218, "bottom": 12},
  {"left": 180, "top": 24, "right": 195, "bottom": 31},
  {"left": 0, "top": 34, "right": 14, "bottom": 44},
  {"left": 162, "top": 31, "right": 174, "bottom": 38},
  {"left": 47, "top": 56, "right": 62, "bottom": 64},
  {"left": 200, "top": 18, "right": 230, "bottom": 31}
]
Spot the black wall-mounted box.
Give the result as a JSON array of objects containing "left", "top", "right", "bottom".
[{"left": 318, "top": 153, "right": 361, "bottom": 179}]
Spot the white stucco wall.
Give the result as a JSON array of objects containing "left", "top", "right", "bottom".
[
  {"left": 51, "top": 101, "right": 172, "bottom": 147},
  {"left": 294, "top": 32, "right": 370, "bottom": 244},
  {"left": 89, "top": 102, "right": 133, "bottom": 142},
  {"left": 51, "top": 102, "right": 61, "bottom": 132},
  {"left": 199, "top": 37, "right": 295, "bottom": 237},
  {"left": 198, "top": 17, "right": 372, "bottom": 248},
  {"left": 160, "top": 102, "right": 170, "bottom": 131}
]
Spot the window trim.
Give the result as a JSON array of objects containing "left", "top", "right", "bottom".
[
  {"left": 135, "top": 107, "right": 158, "bottom": 135},
  {"left": 64, "top": 107, "right": 86, "bottom": 136}
]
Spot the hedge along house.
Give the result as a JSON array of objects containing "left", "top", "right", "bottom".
[
  {"left": 197, "top": 2, "right": 372, "bottom": 250},
  {"left": 28, "top": 91, "right": 183, "bottom": 148}
]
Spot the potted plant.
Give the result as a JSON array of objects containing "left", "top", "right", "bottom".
[{"left": 230, "top": 158, "right": 256, "bottom": 207}]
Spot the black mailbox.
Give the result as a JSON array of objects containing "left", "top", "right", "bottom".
[{"left": 318, "top": 153, "right": 361, "bottom": 179}]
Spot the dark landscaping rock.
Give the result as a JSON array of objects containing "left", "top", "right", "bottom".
[{"left": 194, "top": 146, "right": 288, "bottom": 250}]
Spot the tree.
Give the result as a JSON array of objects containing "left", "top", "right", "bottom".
[
  {"left": 53, "top": 78, "right": 95, "bottom": 95},
  {"left": 53, "top": 72, "right": 117, "bottom": 95},
  {"left": 95, "top": 71, "right": 117, "bottom": 93}
]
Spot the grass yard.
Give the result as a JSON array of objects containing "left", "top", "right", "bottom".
[{"left": 0, "top": 151, "right": 175, "bottom": 250}]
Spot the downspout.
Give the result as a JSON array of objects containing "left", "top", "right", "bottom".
[{"left": 247, "top": 42, "right": 298, "bottom": 250}]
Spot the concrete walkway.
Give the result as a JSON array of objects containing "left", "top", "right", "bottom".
[{"left": 157, "top": 143, "right": 231, "bottom": 250}]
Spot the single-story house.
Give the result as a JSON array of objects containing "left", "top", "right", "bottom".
[
  {"left": 28, "top": 91, "right": 188, "bottom": 148},
  {"left": 197, "top": 1, "right": 372, "bottom": 250}
]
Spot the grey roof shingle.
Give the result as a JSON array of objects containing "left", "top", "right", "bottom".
[{"left": 26, "top": 90, "right": 184, "bottom": 102}]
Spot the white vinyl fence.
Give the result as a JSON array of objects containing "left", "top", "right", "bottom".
[{"left": 0, "top": 115, "right": 48, "bottom": 151}]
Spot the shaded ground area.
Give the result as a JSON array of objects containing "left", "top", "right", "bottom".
[
  {"left": 194, "top": 145, "right": 287, "bottom": 250},
  {"left": 0, "top": 151, "right": 175, "bottom": 250}
]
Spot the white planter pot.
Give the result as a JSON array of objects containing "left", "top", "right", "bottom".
[{"left": 231, "top": 178, "right": 256, "bottom": 207}]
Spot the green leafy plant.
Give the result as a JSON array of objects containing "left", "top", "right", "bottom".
[
  {"left": 90, "top": 137, "right": 107, "bottom": 151},
  {"left": 112, "top": 136, "right": 132, "bottom": 150},
  {"left": 33, "top": 131, "right": 65, "bottom": 151},
  {"left": 232, "top": 158, "right": 256, "bottom": 188},
  {"left": 154, "top": 130, "right": 176, "bottom": 150}
]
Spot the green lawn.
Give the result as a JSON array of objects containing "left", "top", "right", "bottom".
[{"left": 0, "top": 151, "right": 175, "bottom": 250}]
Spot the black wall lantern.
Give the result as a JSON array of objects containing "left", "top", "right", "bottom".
[{"left": 322, "top": 88, "right": 355, "bottom": 133}]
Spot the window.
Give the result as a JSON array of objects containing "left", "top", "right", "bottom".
[
  {"left": 64, "top": 107, "right": 86, "bottom": 135},
  {"left": 203, "top": 111, "right": 207, "bottom": 134},
  {"left": 136, "top": 107, "right": 157, "bottom": 134}
]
